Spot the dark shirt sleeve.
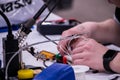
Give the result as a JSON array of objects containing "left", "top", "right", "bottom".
[{"left": 115, "top": 7, "right": 120, "bottom": 23}]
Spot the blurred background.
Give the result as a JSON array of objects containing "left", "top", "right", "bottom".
[{"left": 50, "top": 0, "right": 116, "bottom": 22}]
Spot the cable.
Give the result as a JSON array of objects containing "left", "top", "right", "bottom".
[
  {"left": 38, "top": 0, "right": 60, "bottom": 25},
  {"left": 43, "top": 60, "right": 48, "bottom": 68},
  {"left": 0, "top": 11, "right": 14, "bottom": 39},
  {"left": 33, "top": 0, "right": 52, "bottom": 20},
  {"left": 42, "top": 35, "right": 58, "bottom": 45},
  {"left": 38, "top": 0, "right": 60, "bottom": 45},
  {"left": 0, "top": 9, "right": 20, "bottom": 78},
  {"left": 17, "top": 0, "right": 60, "bottom": 46}
]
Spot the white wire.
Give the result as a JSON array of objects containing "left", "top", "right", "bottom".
[
  {"left": 5, "top": 34, "right": 83, "bottom": 80},
  {"left": 59, "top": 34, "right": 84, "bottom": 56}
]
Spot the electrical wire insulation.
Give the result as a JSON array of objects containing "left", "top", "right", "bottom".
[
  {"left": 0, "top": 11, "right": 14, "bottom": 39},
  {"left": 39, "top": 0, "right": 60, "bottom": 45}
]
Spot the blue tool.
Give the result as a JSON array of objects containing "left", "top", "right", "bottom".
[{"left": 33, "top": 63, "right": 75, "bottom": 80}]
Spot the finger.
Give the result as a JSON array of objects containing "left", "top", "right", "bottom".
[
  {"left": 57, "top": 43, "right": 69, "bottom": 55},
  {"left": 58, "top": 39, "right": 68, "bottom": 48},
  {"left": 71, "top": 46, "right": 84, "bottom": 54},
  {"left": 71, "top": 37, "right": 89, "bottom": 49},
  {"left": 72, "top": 53, "right": 85, "bottom": 61},
  {"left": 57, "top": 45, "right": 65, "bottom": 55},
  {"left": 58, "top": 35, "right": 72, "bottom": 54},
  {"left": 58, "top": 36, "right": 80, "bottom": 54}
]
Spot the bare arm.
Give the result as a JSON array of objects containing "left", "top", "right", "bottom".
[{"left": 94, "top": 19, "right": 120, "bottom": 46}]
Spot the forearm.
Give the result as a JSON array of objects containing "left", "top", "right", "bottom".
[
  {"left": 93, "top": 18, "right": 120, "bottom": 45},
  {"left": 110, "top": 52, "right": 120, "bottom": 73},
  {"left": 106, "top": 19, "right": 120, "bottom": 47}
]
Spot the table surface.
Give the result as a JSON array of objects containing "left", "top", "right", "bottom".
[{"left": 0, "top": 13, "right": 120, "bottom": 80}]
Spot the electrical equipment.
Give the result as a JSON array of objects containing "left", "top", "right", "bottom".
[
  {"left": 37, "top": 19, "right": 80, "bottom": 35},
  {"left": 3, "top": 37, "right": 20, "bottom": 77},
  {"left": 0, "top": 10, "right": 20, "bottom": 79},
  {"left": 39, "top": 50, "right": 55, "bottom": 60},
  {"left": 17, "top": 69, "right": 34, "bottom": 80}
]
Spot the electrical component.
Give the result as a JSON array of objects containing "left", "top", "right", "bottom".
[
  {"left": 3, "top": 37, "right": 20, "bottom": 77},
  {"left": 55, "top": 54, "right": 67, "bottom": 64},
  {"left": 27, "top": 48, "right": 70, "bottom": 64},
  {"left": 26, "top": 47, "right": 56, "bottom": 61},
  {"left": 18, "top": 69, "right": 34, "bottom": 80},
  {"left": 16, "top": 0, "right": 60, "bottom": 46},
  {"left": 37, "top": 19, "right": 80, "bottom": 35},
  {"left": 39, "top": 50, "right": 55, "bottom": 60}
]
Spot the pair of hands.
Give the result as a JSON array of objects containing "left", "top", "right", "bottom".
[{"left": 57, "top": 21, "right": 110, "bottom": 71}]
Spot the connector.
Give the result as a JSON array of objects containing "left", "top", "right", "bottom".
[
  {"left": 16, "top": 19, "right": 35, "bottom": 45},
  {"left": 2, "top": 37, "right": 20, "bottom": 77}
]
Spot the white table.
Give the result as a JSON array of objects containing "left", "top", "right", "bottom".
[{"left": 0, "top": 13, "right": 120, "bottom": 80}]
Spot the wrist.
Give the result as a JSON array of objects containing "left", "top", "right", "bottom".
[{"left": 103, "top": 49, "right": 119, "bottom": 73}]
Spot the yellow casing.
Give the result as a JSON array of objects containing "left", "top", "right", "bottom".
[{"left": 18, "top": 69, "right": 34, "bottom": 79}]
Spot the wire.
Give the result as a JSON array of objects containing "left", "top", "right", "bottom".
[
  {"left": 59, "top": 34, "right": 84, "bottom": 56},
  {"left": 39, "top": 0, "right": 60, "bottom": 45},
  {"left": 33, "top": 0, "right": 51, "bottom": 20},
  {"left": 17, "top": 0, "right": 60, "bottom": 46},
  {"left": 0, "top": 11, "right": 14, "bottom": 39},
  {"left": 42, "top": 35, "right": 58, "bottom": 45},
  {"left": 38, "top": 0, "right": 60, "bottom": 25},
  {"left": 43, "top": 60, "right": 48, "bottom": 68},
  {"left": 5, "top": 34, "right": 83, "bottom": 80}
]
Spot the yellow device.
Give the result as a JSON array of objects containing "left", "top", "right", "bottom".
[
  {"left": 18, "top": 69, "right": 34, "bottom": 79},
  {"left": 39, "top": 50, "right": 55, "bottom": 60}
]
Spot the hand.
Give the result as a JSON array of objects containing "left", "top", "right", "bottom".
[
  {"left": 71, "top": 38, "right": 109, "bottom": 71},
  {"left": 58, "top": 21, "right": 100, "bottom": 55},
  {"left": 58, "top": 19, "right": 120, "bottom": 55}
]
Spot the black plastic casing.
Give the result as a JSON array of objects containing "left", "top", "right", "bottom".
[{"left": 2, "top": 37, "right": 20, "bottom": 77}]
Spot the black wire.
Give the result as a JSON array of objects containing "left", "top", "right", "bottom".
[
  {"left": 111, "top": 76, "right": 119, "bottom": 80},
  {"left": 40, "top": 0, "right": 60, "bottom": 45},
  {"left": 43, "top": 60, "right": 48, "bottom": 68},
  {"left": 42, "top": 35, "right": 58, "bottom": 45},
  {"left": 0, "top": 11, "right": 14, "bottom": 39},
  {"left": 33, "top": 0, "right": 52, "bottom": 20},
  {"left": 38, "top": 0, "right": 60, "bottom": 26}
]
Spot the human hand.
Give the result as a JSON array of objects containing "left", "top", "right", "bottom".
[
  {"left": 58, "top": 22, "right": 100, "bottom": 55},
  {"left": 71, "top": 38, "right": 109, "bottom": 71}
]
